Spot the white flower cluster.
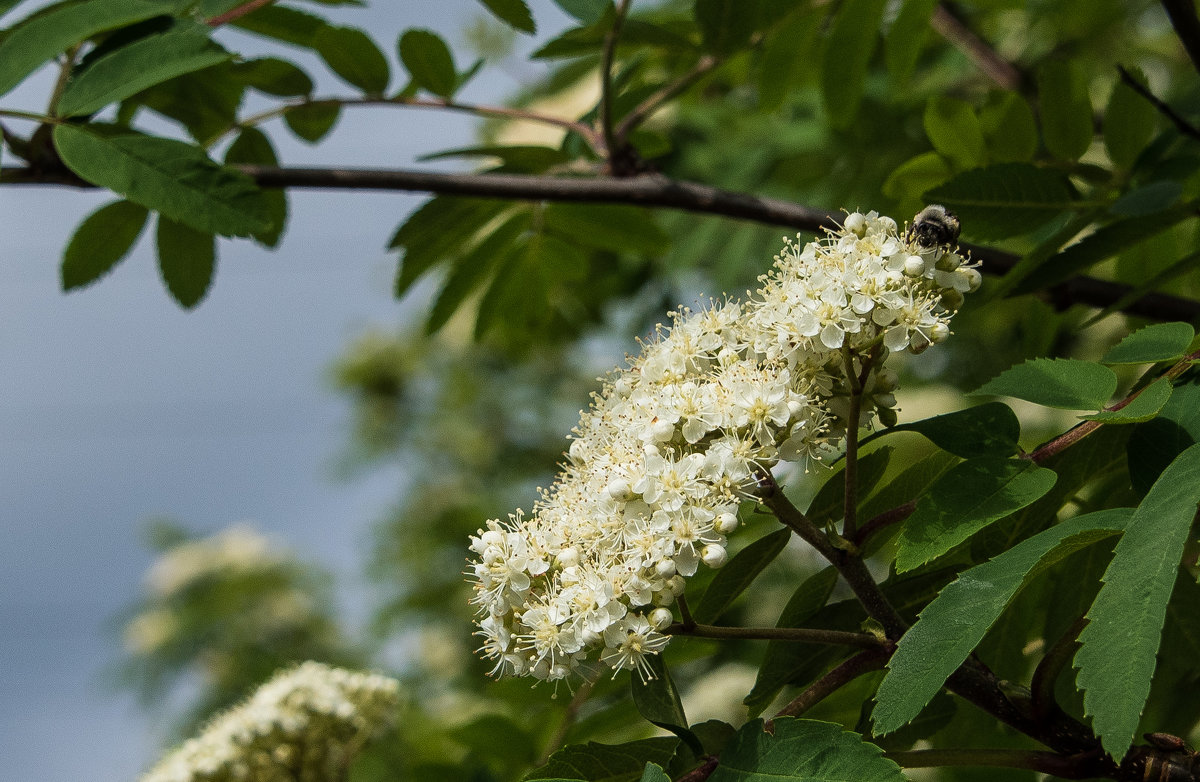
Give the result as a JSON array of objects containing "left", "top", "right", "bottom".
[
  {"left": 141, "top": 662, "right": 400, "bottom": 782},
  {"left": 468, "top": 210, "right": 977, "bottom": 682}
]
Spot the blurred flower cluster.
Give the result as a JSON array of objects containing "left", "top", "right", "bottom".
[
  {"left": 141, "top": 662, "right": 400, "bottom": 782},
  {"left": 468, "top": 211, "right": 976, "bottom": 682}
]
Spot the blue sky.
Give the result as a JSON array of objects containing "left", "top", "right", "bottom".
[{"left": 0, "top": 2, "right": 571, "bottom": 779}]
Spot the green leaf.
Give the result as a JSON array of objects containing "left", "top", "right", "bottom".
[
  {"left": 1013, "top": 207, "right": 1193, "bottom": 293},
  {"left": 885, "top": 0, "right": 936, "bottom": 87},
  {"left": 820, "top": 0, "right": 887, "bottom": 129},
  {"left": 873, "top": 510, "right": 1128, "bottom": 735},
  {"left": 53, "top": 125, "right": 270, "bottom": 238},
  {"left": 806, "top": 447, "right": 893, "bottom": 524},
  {"left": 867, "top": 403, "right": 1020, "bottom": 459},
  {"left": 399, "top": 28, "right": 458, "bottom": 98},
  {"left": 1105, "top": 68, "right": 1156, "bottom": 169},
  {"left": 1081, "top": 378, "right": 1173, "bottom": 424},
  {"left": 134, "top": 62, "right": 244, "bottom": 143},
  {"left": 744, "top": 567, "right": 838, "bottom": 716},
  {"left": 390, "top": 197, "right": 514, "bottom": 297},
  {"left": 924, "top": 96, "right": 985, "bottom": 169},
  {"left": 1102, "top": 322, "right": 1195, "bottom": 365},
  {"left": 313, "top": 25, "right": 389, "bottom": 94},
  {"left": 758, "top": 8, "right": 823, "bottom": 111},
  {"left": 973, "top": 358, "right": 1118, "bottom": 410},
  {"left": 554, "top": 0, "right": 610, "bottom": 24},
  {"left": 57, "top": 21, "right": 231, "bottom": 117},
  {"left": 1128, "top": 376, "right": 1200, "bottom": 494},
  {"left": 894, "top": 457, "right": 1058, "bottom": 573},
  {"left": 224, "top": 127, "right": 286, "bottom": 247},
  {"left": 1075, "top": 443, "right": 1200, "bottom": 760},
  {"left": 1110, "top": 181, "right": 1181, "bottom": 216},
  {"left": 284, "top": 102, "right": 340, "bottom": 143},
  {"left": 695, "top": 0, "right": 761, "bottom": 55},
  {"left": 231, "top": 4, "right": 326, "bottom": 46},
  {"left": 476, "top": 0, "right": 536, "bottom": 34},
  {"left": 1038, "top": 61, "right": 1093, "bottom": 160},
  {"left": 156, "top": 216, "right": 215, "bottom": 309},
  {"left": 693, "top": 528, "right": 791, "bottom": 624},
  {"left": 232, "top": 57, "right": 313, "bottom": 97},
  {"left": 0, "top": 0, "right": 182, "bottom": 99},
  {"left": 883, "top": 151, "right": 952, "bottom": 204},
  {"left": 525, "top": 737, "right": 679, "bottom": 781},
  {"left": 449, "top": 714, "right": 537, "bottom": 768},
  {"left": 923, "top": 163, "right": 1075, "bottom": 241},
  {"left": 978, "top": 91, "right": 1038, "bottom": 163},
  {"left": 61, "top": 200, "right": 149, "bottom": 291},
  {"left": 425, "top": 213, "right": 529, "bottom": 334},
  {"left": 709, "top": 719, "right": 905, "bottom": 782},
  {"left": 542, "top": 203, "right": 668, "bottom": 255},
  {"left": 631, "top": 656, "right": 701, "bottom": 754},
  {"left": 639, "top": 763, "right": 670, "bottom": 782}
]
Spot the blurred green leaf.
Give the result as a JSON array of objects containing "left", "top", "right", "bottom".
[
  {"left": 61, "top": 200, "right": 149, "bottom": 291},
  {"left": 631, "top": 656, "right": 701, "bottom": 753},
  {"left": 695, "top": 0, "right": 760, "bottom": 55},
  {"left": 1037, "top": 61, "right": 1093, "bottom": 160},
  {"left": 821, "top": 0, "right": 887, "bottom": 129},
  {"left": 1110, "top": 181, "right": 1181, "bottom": 216},
  {"left": 924, "top": 163, "right": 1074, "bottom": 241},
  {"left": 924, "top": 97, "right": 985, "bottom": 169},
  {"left": 554, "top": 0, "right": 611, "bottom": 24},
  {"left": 867, "top": 403, "right": 1021, "bottom": 459},
  {"left": 425, "top": 212, "right": 530, "bottom": 334},
  {"left": 156, "top": 216, "right": 215, "bottom": 308},
  {"left": 53, "top": 125, "right": 270, "bottom": 237},
  {"left": 710, "top": 719, "right": 905, "bottom": 782},
  {"left": 758, "top": 7, "right": 823, "bottom": 111},
  {"left": 224, "top": 127, "right": 287, "bottom": 247},
  {"left": 232, "top": 57, "right": 313, "bottom": 97},
  {"left": 135, "top": 61, "right": 245, "bottom": 143},
  {"left": 883, "top": 152, "right": 952, "bottom": 204},
  {"left": 693, "top": 528, "right": 790, "bottom": 624},
  {"left": 526, "top": 737, "right": 679, "bottom": 781},
  {"left": 885, "top": 0, "right": 936, "bottom": 87},
  {"left": 314, "top": 25, "right": 389, "bottom": 93},
  {"left": 542, "top": 203, "right": 668, "bottom": 254},
  {"left": 230, "top": 4, "right": 327, "bottom": 46},
  {"left": 58, "top": 20, "right": 231, "bottom": 117},
  {"left": 807, "top": 446, "right": 893, "bottom": 524},
  {"left": 399, "top": 29, "right": 458, "bottom": 98},
  {"left": 284, "top": 102, "right": 341, "bottom": 143},
  {"left": 1106, "top": 68, "right": 1157, "bottom": 169},
  {"left": 477, "top": 0, "right": 536, "bottom": 34},
  {"left": 978, "top": 91, "right": 1037, "bottom": 163}
]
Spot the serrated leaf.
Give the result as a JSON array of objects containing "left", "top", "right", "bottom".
[
  {"left": 923, "top": 163, "right": 1074, "bottom": 241},
  {"left": 314, "top": 25, "right": 389, "bottom": 93},
  {"left": 973, "top": 358, "right": 1118, "bottom": 410},
  {"left": 61, "top": 200, "right": 149, "bottom": 290},
  {"left": 1038, "top": 61, "right": 1093, "bottom": 160},
  {"left": 135, "top": 61, "right": 244, "bottom": 143},
  {"left": 894, "top": 457, "right": 1058, "bottom": 573},
  {"left": 885, "top": 0, "right": 936, "bottom": 87},
  {"left": 1102, "top": 322, "right": 1195, "bottom": 365},
  {"left": 156, "top": 216, "right": 215, "bottom": 308},
  {"left": 1013, "top": 206, "right": 1193, "bottom": 294},
  {"left": 820, "top": 0, "right": 887, "bottom": 129},
  {"left": 224, "top": 127, "right": 286, "bottom": 247},
  {"left": 1075, "top": 443, "right": 1200, "bottom": 760},
  {"left": 978, "top": 91, "right": 1037, "bottom": 163},
  {"left": 284, "top": 102, "right": 340, "bottom": 143},
  {"left": 542, "top": 203, "right": 667, "bottom": 255},
  {"left": 639, "top": 763, "right": 670, "bottom": 782},
  {"left": 924, "top": 96, "right": 985, "bottom": 169},
  {"left": 232, "top": 57, "right": 313, "bottom": 96},
  {"left": 230, "top": 4, "right": 326, "bottom": 46},
  {"left": 631, "top": 657, "right": 700, "bottom": 753},
  {"left": 525, "top": 737, "right": 679, "bottom": 781},
  {"left": 873, "top": 510, "right": 1128, "bottom": 735},
  {"left": 477, "top": 0, "right": 536, "bottom": 33},
  {"left": 1128, "top": 377, "right": 1200, "bottom": 494},
  {"left": 399, "top": 28, "right": 458, "bottom": 98},
  {"left": 0, "top": 0, "right": 182, "bottom": 99},
  {"left": 57, "top": 21, "right": 231, "bottom": 117},
  {"left": 53, "top": 125, "right": 270, "bottom": 238},
  {"left": 709, "top": 719, "right": 905, "bottom": 782},
  {"left": 390, "top": 197, "right": 513, "bottom": 297},
  {"left": 1081, "top": 377, "right": 1172, "bottom": 424},
  {"left": 1106, "top": 68, "right": 1156, "bottom": 169},
  {"left": 866, "top": 403, "right": 1020, "bottom": 459},
  {"left": 693, "top": 528, "right": 790, "bottom": 624},
  {"left": 744, "top": 567, "right": 838, "bottom": 716}
]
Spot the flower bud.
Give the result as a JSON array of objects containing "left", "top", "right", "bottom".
[
  {"left": 962, "top": 267, "right": 982, "bottom": 292},
  {"left": 714, "top": 512, "right": 739, "bottom": 534},
  {"left": 701, "top": 544, "right": 728, "bottom": 568},
  {"left": 668, "top": 575, "right": 686, "bottom": 595},
  {"left": 655, "top": 558, "right": 676, "bottom": 578},
  {"left": 844, "top": 212, "right": 867, "bottom": 236},
  {"left": 606, "top": 478, "right": 632, "bottom": 500},
  {"left": 649, "top": 607, "right": 674, "bottom": 631},
  {"left": 556, "top": 547, "right": 579, "bottom": 568},
  {"left": 903, "top": 255, "right": 926, "bottom": 278},
  {"left": 930, "top": 322, "right": 951, "bottom": 343}
]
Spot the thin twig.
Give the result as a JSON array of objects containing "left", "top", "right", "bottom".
[
  {"left": 666, "top": 622, "right": 883, "bottom": 647},
  {"left": 206, "top": 0, "right": 277, "bottom": 27},
  {"left": 930, "top": 4, "right": 1023, "bottom": 90},
  {"left": 1161, "top": 0, "right": 1200, "bottom": 76},
  {"left": 1115, "top": 64, "right": 1200, "bottom": 142},
  {"left": 1031, "top": 616, "right": 1087, "bottom": 726},
  {"left": 853, "top": 501, "right": 917, "bottom": 547},
  {"left": 884, "top": 747, "right": 1107, "bottom": 778},
  {"left": 770, "top": 647, "right": 889, "bottom": 719},
  {"left": 599, "top": 0, "right": 633, "bottom": 166},
  {"left": 536, "top": 680, "right": 594, "bottom": 765},
  {"left": 614, "top": 54, "right": 721, "bottom": 145}
]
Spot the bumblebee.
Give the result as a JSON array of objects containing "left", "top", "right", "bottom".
[{"left": 907, "top": 204, "right": 961, "bottom": 249}]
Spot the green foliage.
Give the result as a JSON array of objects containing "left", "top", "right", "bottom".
[
  {"left": 709, "top": 719, "right": 905, "bottom": 782},
  {"left": 61, "top": 199, "right": 149, "bottom": 290},
  {"left": 399, "top": 29, "right": 459, "bottom": 97},
  {"left": 866, "top": 403, "right": 1020, "bottom": 459},
  {"left": 526, "top": 737, "right": 679, "bottom": 781},
  {"left": 313, "top": 25, "right": 390, "bottom": 94},
  {"left": 1037, "top": 61, "right": 1093, "bottom": 161},
  {"left": 924, "top": 163, "right": 1075, "bottom": 241},
  {"left": 630, "top": 657, "right": 700, "bottom": 753},
  {"left": 1075, "top": 444, "right": 1200, "bottom": 760},
  {"left": 1101, "top": 322, "right": 1196, "bottom": 365},
  {"left": 692, "top": 528, "right": 790, "bottom": 624},
  {"left": 155, "top": 216, "right": 215, "bottom": 308},
  {"left": 476, "top": 0, "right": 536, "bottom": 34},
  {"left": 820, "top": 0, "right": 887, "bottom": 129},
  {"left": 973, "top": 358, "right": 1118, "bottom": 411},
  {"left": 894, "top": 457, "right": 1058, "bottom": 572}
]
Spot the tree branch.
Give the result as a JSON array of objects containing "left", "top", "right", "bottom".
[
  {"left": 206, "top": 0, "right": 276, "bottom": 27},
  {"left": 1115, "top": 64, "right": 1200, "bottom": 142},
  {"left": 1161, "top": 0, "right": 1200, "bottom": 76},
  {"left": 770, "top": 647, "right": 889, "bottom": 720},
  {"left": 599, "top": 0, "right": 633, "bottom": 167},
  {"left": 3, "top": 163, "right": 1199, "bottom": 322},
  {"left": 931, "top": 4, "right": 1023, "bottom": 91},
  {"left": 884, "top": 747, "right": 1108, "bottom": 778},
  {"left": 614, "top": 54, "right": 721, "bottom": 145},
  {"left": 666, "top": 622, "right": 883, "bottom": 648}
]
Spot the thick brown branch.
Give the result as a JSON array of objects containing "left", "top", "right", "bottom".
[
  {"left": 1161, "top": 0, "right": 1200, "bottom": 76},
  {"left": 3, "top": 163, "right": 1199, "bottom": 322}
]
